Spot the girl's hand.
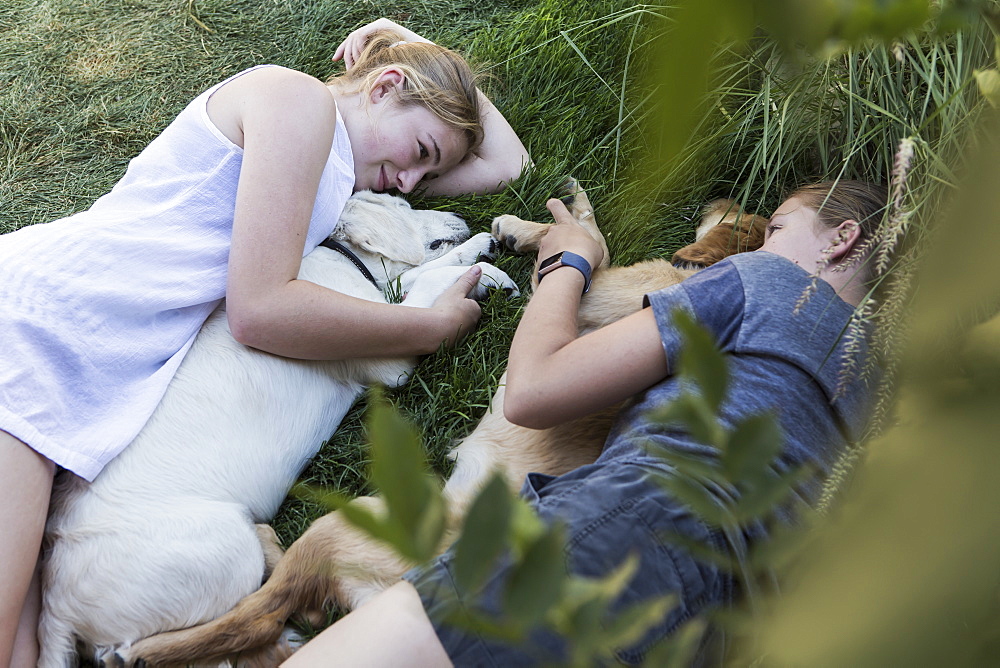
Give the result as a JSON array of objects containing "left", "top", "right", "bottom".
[
  {"left": 429, "top": 266, "right": 484, "bottom": 346},
  {"left": 537, "top": 198, "right": 605, "bottom": 271},
  {"left": 332, "top": 18, "right": 431, "bottom": 70}
]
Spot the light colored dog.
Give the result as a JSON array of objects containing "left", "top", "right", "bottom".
[
  {"left": 120, "top": 182, "right": 767, "bottom": 666},
  {"left": 38, "top": 191, "right": 519, "bottom": 667}
]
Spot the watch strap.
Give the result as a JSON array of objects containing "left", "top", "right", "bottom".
[{"left": 537, "top": 251, "right": 592, "bottom": 293}]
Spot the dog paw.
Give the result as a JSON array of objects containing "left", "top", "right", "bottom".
[
  {"left": 402, "top": 263, "right": 519, "bottom": 307},
  {"left": 553, "top": 175, "right": 580, "bottom": 207},
  {"left": 491, "top": 214, "right": 549, "bottom": 254},
  {"left": 469, "top": 262, "right": 520, "bottom": 300},
  {"left": 448, "top": 231, "right": 498, "bottom": 264}
]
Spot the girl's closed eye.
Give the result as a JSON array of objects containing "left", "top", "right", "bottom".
[
  {"left": 766, "top": 223, "right": 780, "bottom": 235},
  {"left": 418, "top": 142, "right": 429, "bottom": 160}
]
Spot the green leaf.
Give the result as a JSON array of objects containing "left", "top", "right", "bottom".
[
  {"left": 599, "top": 594, "right": 677, "bottom": 658},
  {"left": 648, "top": 445, "right": 727, "bottom": 485},
  {"left": 368, "top": 396, "right": 432, "bottom": 529},
  {"left": 365, "top": 394, "right": 447, "bottom": 562},
  {"left": 502, "top": 524, "right": 568, "bottom": 624},
  {"left": 731, "top": 465, "right": 815, "bottom": 523},
  {"left": 289, "top": 482, "right": 350, "bottom": 512},
  {"left": 650, "top": 393, "right": 724, "bottom": 448},
  {"left": 657, "top": 474, "right": 732, "bottom": 528},
  {"left": 657, "top": 530, "right": 740, "bottom": 572},
  {"left": 451, "top": 473, "right": 513, "bottom": 592},
  {"left": 339, "top": 498, "right": 402, "bottom": 549},
  {"left": 644, "top": 617, "right": 709, "bottom": 668},
  {"left": 410, "top": 482, "right": 447, "bottom": 562},
  {"left": 672, "top": 309, "right": 729, "bottom": 412},
  {"left": 721, "top": 412, "right": 784, "bottom": 486},
  {"left": 975, "top": 68, "right": 1000, "bottom": 108}
]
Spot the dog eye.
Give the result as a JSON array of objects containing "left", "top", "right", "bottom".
[{"left": 429, "top": 240, "right": 444, "bottom": 250}]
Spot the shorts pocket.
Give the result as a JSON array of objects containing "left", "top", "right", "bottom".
[{"left": 565, "top": 494, "right": 721, "bottom": 664}]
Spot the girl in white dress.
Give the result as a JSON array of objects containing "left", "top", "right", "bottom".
[{"left": 0, "top": 17, "right": 530, "bottom": 666}]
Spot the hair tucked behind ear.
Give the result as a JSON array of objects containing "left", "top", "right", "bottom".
[
  {"left": 791, "top": 180, "right": 888, "bottom": 245},
  {"left": 328, "top": 29, "right": 484, "bottom": 154},
  {"left": 791, "top": 180, "right": 888, "bottom": 281}
]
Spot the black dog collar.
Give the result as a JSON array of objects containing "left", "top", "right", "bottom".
[{"left": 319, "top": 238, "right": 380, "bottom": 290}]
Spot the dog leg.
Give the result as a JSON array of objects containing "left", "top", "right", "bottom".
[
  {"left": 401, "top": 262, "right": 519, "bottom": 308},
  {"left": 492, "top": 177, "right": 610, "bottom": 273},
  {"left": 398, "top": 232, "right": 499, "bottom": 293},
  {"left": 256, "top": 524, "right": 284, "bottom": 582}
]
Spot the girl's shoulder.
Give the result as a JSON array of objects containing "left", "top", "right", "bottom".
[
  {"left": 207, "top": 66, "right": 338, "bottom": 149},
  {"left": 217, "top": 65, "right": 333, "bottom": 108}
]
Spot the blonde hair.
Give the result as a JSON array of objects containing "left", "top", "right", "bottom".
[
  {"left": 791, "top": 180, "right": 888, "bottom": 281},
  {"left": 791, "top": 180, "right": 888, "bottom": 244},
  {"left": 329, "top": 29, "right": 484, "bottom": 154}
]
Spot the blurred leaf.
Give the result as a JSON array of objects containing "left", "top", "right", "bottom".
[
  {"left": 338, "top": 499, "right": 402, "bottom": 548},
  {"left": 754, "top": 0, "right": 934, "bottom": 54},
  {"left": 652, "top": 394, "right": 724, "bottom": 448},
  {"left": 598, "top": 594, "right": 677, "bottom": 660},
  {"left": 648, "top": 445, "right": 727, "bottom": 485},
  {"left": 974, "top": 68, "right": 1000, "bottom": 107},
  {"left": 509, "top": 488, "right": 550, "bottom": 557},
  {"left": 651, "top": 0, "right": 754, "bottom": 168},
  {"left": 363, "top": 394, "right": 446, "bottom": 562},
  {"left": 554, "top": 557, "right": 642, "bottom": 652},
  {"left": 644, "top": 617, "right": 709, "bottom": 668},
  {"left": 747, "top": 512, "right": 819, "bottom": 574},
  {"left": 731, "top": 466, "right": 814, "bottom": 523},
  {"left": 503, "top": 524, "right": 568, "bottom": 625},
  {"left": 658, "top": 530, "right": 740, "bottom": 572},
  {"left": 673, "top": 308, "right": 730, "bottom": 412},
  {"left": 722, "top": 413, "right": 784, "bottom": 486},
  {"left": 452, "top": 473, "right": 513, "bottom": 592},
  {"left": 368, "top": 394, "right": 431, "bottom": 524},
  {"left": 658, "top": 474, "right": 732, "bottom": 528},
  {"left": 289, "top": 482, "right": 350, "bottom": 512},
  {"left": 906, "top": 110, "right": 1000, "bottom": 355}
]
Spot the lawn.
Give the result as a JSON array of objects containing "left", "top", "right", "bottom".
[{"left": 4, "top": 0, "right": 999, "bottom": 660}]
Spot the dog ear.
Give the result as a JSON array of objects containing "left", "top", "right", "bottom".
[
  {"left": 672, "top": 211, "right": 768, "bottom": 267},
  {"left": 335, "top": 194, "right": 426, "bottom": 266}
]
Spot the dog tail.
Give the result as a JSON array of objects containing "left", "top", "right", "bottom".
[{"left": 118, "top": 559, "right": 324, "bottom": 665}]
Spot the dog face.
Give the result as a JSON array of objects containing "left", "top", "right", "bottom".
[{"left": 332, "top": 191, "right": 470, "bottom": 273}]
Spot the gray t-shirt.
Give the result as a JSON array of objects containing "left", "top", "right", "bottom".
[{"left": 600, "top": 251, "right": 875, "bottom": 498}]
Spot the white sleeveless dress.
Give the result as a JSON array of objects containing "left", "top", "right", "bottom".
[{"left": 0, "top": 65, "right": 355, "bottom": 481}]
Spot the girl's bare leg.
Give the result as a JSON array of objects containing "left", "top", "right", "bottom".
[
  {"left": 281, "top": 581, "right": 452, "bottom": 668},
  {"left": 0, "top": 430, "right": 54, "bottom": 667}
]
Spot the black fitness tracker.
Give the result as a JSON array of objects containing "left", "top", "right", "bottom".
[{"left": 537, "top": 251, "right": 592, "bottom": 293}]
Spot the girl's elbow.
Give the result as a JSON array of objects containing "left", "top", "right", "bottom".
[
  {"left": 502, "top": 389, "right": 551, "bottom": 430},
  {"left": 227, "top": 307, "right": 267, "bottom": 349}
]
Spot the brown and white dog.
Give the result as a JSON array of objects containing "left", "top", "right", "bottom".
[{"left": 119, "top": 181, "right": 767, "bottom": 666}]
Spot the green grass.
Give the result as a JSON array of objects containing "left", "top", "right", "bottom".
[{"left": 4, "top": 0, "right": 996, "bottom": 620}]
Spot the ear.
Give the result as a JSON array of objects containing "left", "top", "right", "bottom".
[
  {"left": 369, "top": 68, "right": 406, "bottom": 106},
  {"left": 827, "top": 219, "right": 862, "bottom": 262},
  {"left": 336, "top": 196, "right": 425, "bottom": 266}
]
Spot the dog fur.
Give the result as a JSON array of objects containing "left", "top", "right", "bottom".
[
  {"left": 119, "top": 182, "right": 767, "bottom": 666},
  {"left": 37, "top": 191, "right": 519, "bottom": 667}
]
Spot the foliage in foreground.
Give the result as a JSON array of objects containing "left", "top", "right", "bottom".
[
  {"left": 328, "top": 2, "right": 1000, "bottom": 665},
  {"left": 320, "top": 310, "right": 795, "bottom": 666},
  {"left": 5, "top": 0, "right": 1000, "bottom": 663}
]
